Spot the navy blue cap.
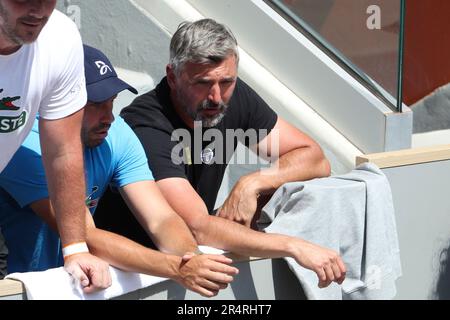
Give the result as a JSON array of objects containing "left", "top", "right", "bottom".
[{"left": 83, "top": 44, "right": 138, "bottom": 103}]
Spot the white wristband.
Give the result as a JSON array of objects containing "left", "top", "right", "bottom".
[{"left": 63, "top": 242, "right": 89, "bottom": 259}]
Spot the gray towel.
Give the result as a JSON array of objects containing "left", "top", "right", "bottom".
[{"left": 259, "top": 163, "right": 402, "bottom": 300}]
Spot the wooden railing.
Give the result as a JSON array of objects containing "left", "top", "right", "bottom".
[
  {"left": 356, "top": 144, "right": 450, "bottom": 168},
  {"left": 0, "top": 254, "right": 264, "bottom": 300},
  {"left": 0, "top": 279, "right": 24, "bottom": 299}
]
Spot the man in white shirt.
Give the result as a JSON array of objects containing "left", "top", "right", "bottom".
[{"left": 0, "top": 0, "right": 110, "bottom": 291}]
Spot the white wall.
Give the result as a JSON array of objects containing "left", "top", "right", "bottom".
[
  {"left": 384, "top": 161, "right": 450, "bottom": 299},
  {"left": 57, "top": 0, "right": 170, "bottom": 81}
]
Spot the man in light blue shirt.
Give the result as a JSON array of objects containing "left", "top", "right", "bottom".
[{"left": 0, "top": 45, "right": 238, "bottom": 297}]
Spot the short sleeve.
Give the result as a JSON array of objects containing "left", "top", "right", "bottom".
[
  {"left": 0, "top": 132, "right": 49, "bottom": 208},
  {"left": 133, "top": 126, "right": 187, "bottom": 181},
  {"left": 233, "top": 79, "right": 278, "bottom": 146},
  {"left": 38, "top": 11, "right": 87, "bottom": 120},
  {"left": 109, "top": 118, "right": 154, "bottom": 188}
]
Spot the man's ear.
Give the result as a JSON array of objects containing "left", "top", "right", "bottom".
[{"left": 166, "top": 64, "right": 176, "bottom": 90}]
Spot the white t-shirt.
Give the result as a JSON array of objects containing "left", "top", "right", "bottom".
[{"left": 0, "top": 10, "right": 87, "bottom": 172}]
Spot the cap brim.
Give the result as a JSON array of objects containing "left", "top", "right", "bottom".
[{"left": 86, "top": 77, "right": 138, "bottom": 103}]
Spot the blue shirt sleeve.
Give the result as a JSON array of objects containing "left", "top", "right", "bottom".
[
  {"left": 0, "top": 125, "right": 49, "bottom": 208},
  {"left": 109, "top": 117, "right": 154, "bottom": 188}
]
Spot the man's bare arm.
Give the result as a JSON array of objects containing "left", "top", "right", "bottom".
[
  {"left": 255, "top": 116, "right": 331, "bottom": 189},
  {"left": 118, "top": 180, "right": 200, "bottom": 255},
  {"left": 85, "top": 217, "right": 237, "bottom": 297},
  {"left": 39, "top": 109, "right": 86, "bottom": 245},
  {"left": 30, "top": 198, "right": 111, "bottom": 293},
  {"left": 30, "top": 192, "right": 238, "bottom": 297},
  {"left": 217, "top": 117, "right": 330, "bottom": 226},
  {"left": 39, "top": 109, "right": 110, "bottom": 292},
  {"left": 157, "top": 177, "right": 345, "bottom": 288}
]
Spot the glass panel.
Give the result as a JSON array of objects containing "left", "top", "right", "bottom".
[
  {"left": 266, "top": 0, "right": 405, "bottom": 111},
  {"left": 403, "top": 1, "right": 450, "bottom": 146}
]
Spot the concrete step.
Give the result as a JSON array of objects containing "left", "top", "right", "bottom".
[{"left": 114, "top": 67, "right": 155, "bottom": 116}]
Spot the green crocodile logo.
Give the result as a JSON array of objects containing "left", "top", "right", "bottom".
[
  {"left": 0, "top": 89, "right": 21, "bottom": 111},
  {"left": 0, "top": 89, "right": 27, "bottom": 133}
]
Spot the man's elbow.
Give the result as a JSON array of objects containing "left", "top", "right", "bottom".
[
  {"left": 311, "top": 146, "right": 331, "bottom": 178},
  {"left": 318, "top": 157, "right": 331, "bottom": 178},
  {"left": 182, "top": 214, "right": 209, "bottom": 245}
]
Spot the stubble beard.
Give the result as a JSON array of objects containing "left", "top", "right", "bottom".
[
  {"left": 0, "top": 5, "right": 24, "bottom": 47},
  {"left": 177, "top": 89, "right": 228, "bottom": 128},
  {"left": 0, "top": 4, "right": 49, "bottom": 47}
]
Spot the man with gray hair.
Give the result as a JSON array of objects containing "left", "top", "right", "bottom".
[{"left": 96, "top": 18, "right": 347, "bottom": 289}]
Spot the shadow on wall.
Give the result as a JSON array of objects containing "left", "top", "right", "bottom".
[
  {"left": 56, "top": 0, "right": 169, "bottom": 81},
  {"left": 435, "top": 241, "right": 450, "bottom": 300},
  {"left": 412, "top": 82, "right": 450, "bottom": 134}
]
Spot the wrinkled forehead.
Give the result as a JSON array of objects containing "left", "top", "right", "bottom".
[{"left": 179, "top": 55, "right": 238, "bottom": 77}]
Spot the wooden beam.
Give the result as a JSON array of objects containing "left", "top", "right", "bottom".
[
  {"left": 0, "top": 279, "right": 24, "bottom": 297},
  {"left": 356, "top": 144, "right": 450, "bottom": 168}
]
